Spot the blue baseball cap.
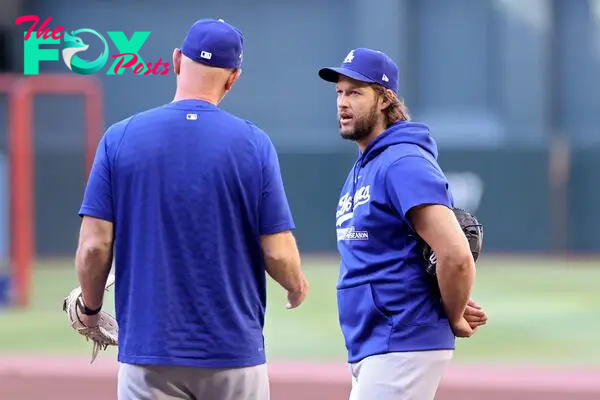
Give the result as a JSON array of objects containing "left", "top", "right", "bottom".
[
  {"left": 318, "top": 48, "right": 399, "bottom": 92},
  {"left": 180, "top": 18, "right": 244, "bottom": 69}
]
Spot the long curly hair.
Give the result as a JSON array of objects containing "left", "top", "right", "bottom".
[{"left": 373, "top": 85, "right": 411, "bottom": 127}]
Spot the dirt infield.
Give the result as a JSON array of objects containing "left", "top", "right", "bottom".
[{"left": 0, "top": 356, "right": 599, "bottom": 399}]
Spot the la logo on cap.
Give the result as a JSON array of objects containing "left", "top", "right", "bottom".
[{"left": 343, "top": 50, "right": 354, "bottom": 64}]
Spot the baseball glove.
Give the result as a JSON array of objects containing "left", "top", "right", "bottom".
[
  {"left": 422, "top": 208, "right": 484, "bottom": 276},
  {"left": 62, "top": 274, "right": 118, "bottom": 364}
]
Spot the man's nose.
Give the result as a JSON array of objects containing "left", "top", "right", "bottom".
[{"left": 337, "top": 94, "right": 349, "bottom": 108}]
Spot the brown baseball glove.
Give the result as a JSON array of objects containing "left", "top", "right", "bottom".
[{"left": 62, "top": 275, "right": 118, "bottom": 363}]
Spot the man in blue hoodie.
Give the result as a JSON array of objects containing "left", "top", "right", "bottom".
[
  {"left": 73, "top": 19, "right": 309, "bottom": 400},
  {"left": 318, "top": 48, "right": 487, "bottom": 399}
]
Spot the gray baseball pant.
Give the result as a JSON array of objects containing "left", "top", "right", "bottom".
[
  {"left": 117, "top": 362, "right": 270, "bottom": 400},
  {"left": 349, "top": 350, "right": 453, "bottom": 400}
]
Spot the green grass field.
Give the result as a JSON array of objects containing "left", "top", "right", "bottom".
[{"left": 1, "top": 256, "right": 599, "bottom": 367}]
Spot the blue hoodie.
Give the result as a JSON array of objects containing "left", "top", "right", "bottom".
[{"left": 335, "top": 121, "right": 456, "bottom": 364}]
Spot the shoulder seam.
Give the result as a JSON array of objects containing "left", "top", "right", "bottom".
[
  {"left": 385, "top": 154, "right": 437, "bottom": 181},
  {"left": 111, "top": 114, "right": 137, "bottom": 166}
]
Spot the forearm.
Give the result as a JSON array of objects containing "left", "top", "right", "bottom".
[
  {"left": 75, "top": 242, "right": 113, "bottom": 310},
  {"left": 265, "top": 254, "right": 305, "bottom": 293},
  {"left": 436, "top": 253, "right": 475, "bottom": 323},
  {"left": 261, "top": 232, "right": 306, "bottom": 293}
]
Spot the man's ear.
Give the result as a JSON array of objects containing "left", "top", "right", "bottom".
[
  {"left": 379, "top": 89, "right": 391, "bottom": 111},
  {"left": 172, "top": 48, "right": 182, "bottom": 76},
  {"left": 225, "top": 68, "right": 242, "bottom": 91}
]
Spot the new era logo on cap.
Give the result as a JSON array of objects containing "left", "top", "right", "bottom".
[
  {"left": 318, "top": 47, "right": 400, "bottom": 93},
  {"left": 180, "top": 18, "right": 244, "bottom": 69}
]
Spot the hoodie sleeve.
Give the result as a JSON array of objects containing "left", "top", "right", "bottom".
[{"left": 385, "top": 155, "right": 453, "bottom": 218}]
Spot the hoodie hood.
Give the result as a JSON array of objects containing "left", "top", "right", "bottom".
[{"left": 359, "top": 121, "right": 438, "bottom": 167}]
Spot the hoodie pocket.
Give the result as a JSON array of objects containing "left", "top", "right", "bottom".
[{"left": 337, "top": 284, "right": 392, "bottom": 354}]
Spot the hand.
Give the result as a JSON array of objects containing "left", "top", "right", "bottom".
[
  {"left": 78, "top": 311, "right": 101, "bottom": 328},
  {"left": 463, "top": 299, "right": 488, "bottom": 331},
  {"left": 451, "top": 317, "right": 474, "bottom": 338},
  {"left": 76, "top": 296, "right": 101, "bottom": 327},
  {"left": 286, "top": 276, "right": 309, "bottom": 310}
]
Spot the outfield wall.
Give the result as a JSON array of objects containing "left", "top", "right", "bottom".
[{"left": 27, "top": 147, "right": 600, "bottom": 256}]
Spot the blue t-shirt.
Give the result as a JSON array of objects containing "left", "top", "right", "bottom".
[
  {"left": 79, "top": 99, "right": 295, "bottom": 368},
  {"left": 335, "top": 121, "right": 456, "bottom": 364}
]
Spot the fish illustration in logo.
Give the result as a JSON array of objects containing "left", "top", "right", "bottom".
[{"left": 61, "top": 29, "right": 109, "bottom": 75}]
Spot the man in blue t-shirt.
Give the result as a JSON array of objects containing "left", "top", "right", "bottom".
[
  {"left": 73, "top": 18, "right": 309, "bottom": 400},
  {"left": 318, "top": 48, "right": 488, "bottom": 400}
]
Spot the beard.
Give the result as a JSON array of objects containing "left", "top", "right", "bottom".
[{"left": 338, "top": 103, "right": 379, "bottom": 142}]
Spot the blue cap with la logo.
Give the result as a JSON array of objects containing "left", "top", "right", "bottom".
[
  {"left": 318, "top": 48, "right": 399, "bottom": 93},
  {"left": 180, "top": 18, "right": 244, "bottom": 69}
]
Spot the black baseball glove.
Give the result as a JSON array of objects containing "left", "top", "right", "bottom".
[{"left": 422, "top": 208, "right": 484, "bottom": 276}]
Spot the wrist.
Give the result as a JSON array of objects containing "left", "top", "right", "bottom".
[
  {"left": 77, "top": 296, "right": 102, "bottom": 315},
  {"left": 441, "top": 301, "right": 465, "bottom": 325}
]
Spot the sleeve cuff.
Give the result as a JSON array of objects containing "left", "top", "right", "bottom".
[
  {"left": 78, "top": 206, "right": 114, "bottom": 223},
  {"left": 260, "top": 221, "right": 296, "bottom": 235}
]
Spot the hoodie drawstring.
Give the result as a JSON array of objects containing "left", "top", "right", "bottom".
[{"left": 350, "top": 157, "right": 361, "bottom": 208}]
